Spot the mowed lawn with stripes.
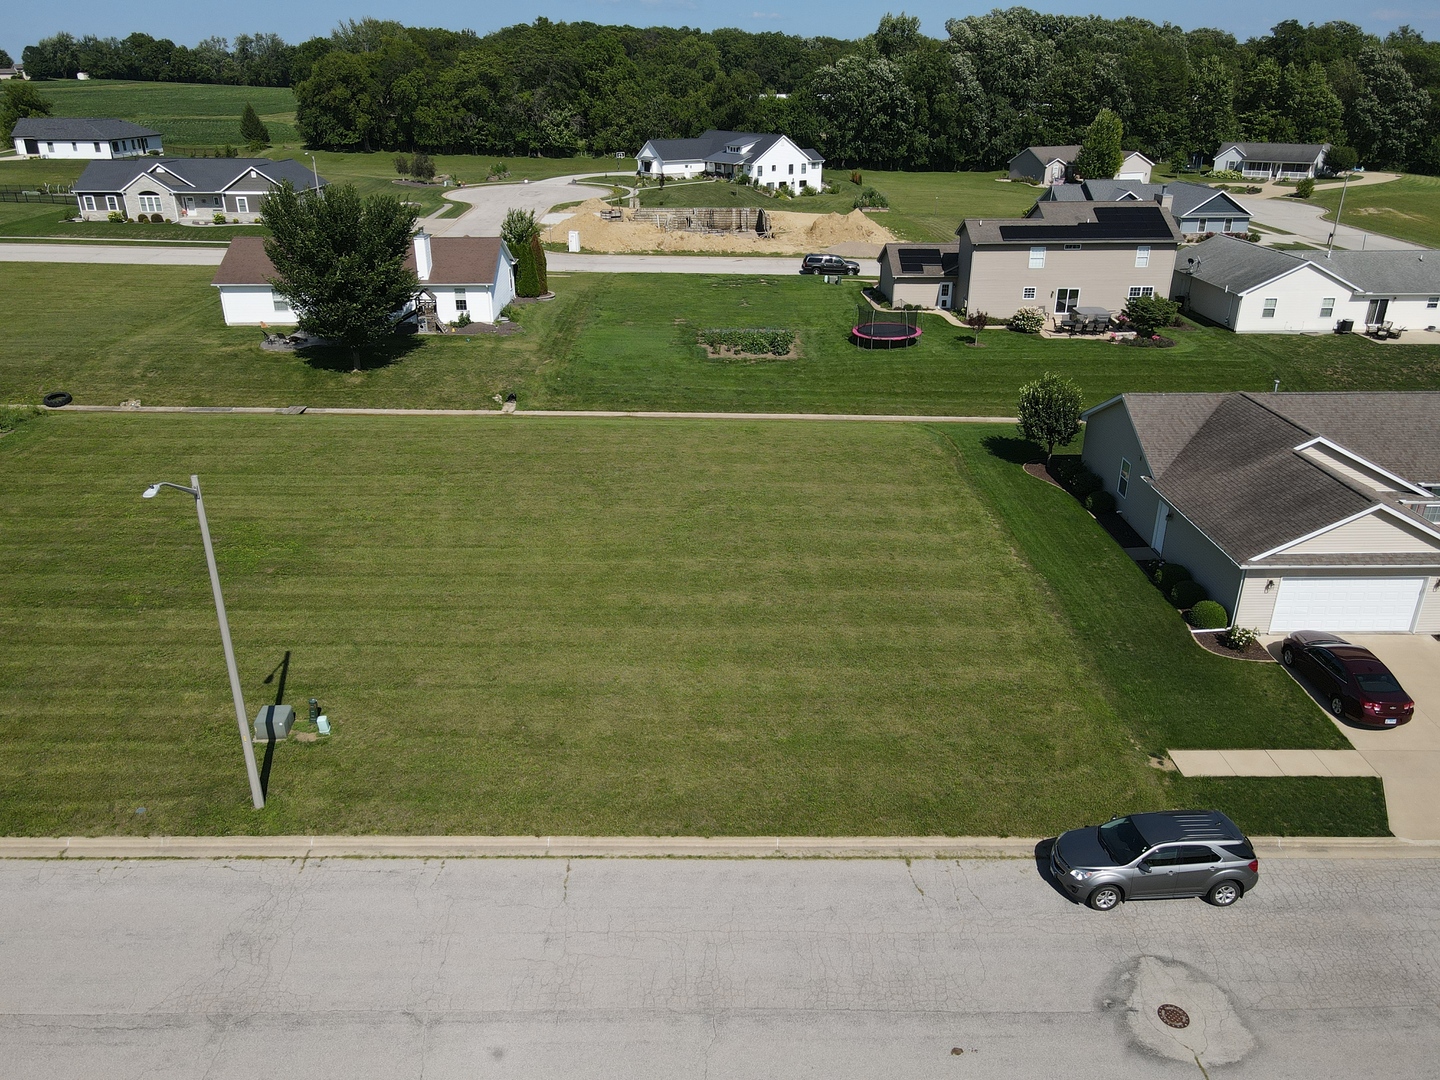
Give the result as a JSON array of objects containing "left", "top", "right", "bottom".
[{"left": 0, "top": 413, "right": 1383, "bottom": 837}]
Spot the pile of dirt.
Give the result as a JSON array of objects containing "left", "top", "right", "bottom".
[{"left": 544, "top": 199, "right": 897, "bottom": 254}]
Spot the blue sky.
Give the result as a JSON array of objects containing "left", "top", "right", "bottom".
[{"left": 4, "top": 1, "right": 1436, "bottom": 63}]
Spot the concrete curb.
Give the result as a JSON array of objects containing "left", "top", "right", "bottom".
[
  {"left": 40, "top": 405, "right": 1018, "bottom": 423},
  {"left": 1, "top": 835, "right": 1434, "bottom": 860}
]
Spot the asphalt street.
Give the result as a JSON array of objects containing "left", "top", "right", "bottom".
[{"left": 1, "top": 854, "right": 1436, "bottom": 1078}]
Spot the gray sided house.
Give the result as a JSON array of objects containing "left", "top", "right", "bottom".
[
  {"left": 1082, "top": 392, "right": 1440, "bottom": 634},
  {"left": 12, "top": 117, "right": 161, "bottom": 160},
  {"left": 954, "top": 202, "right": 1180, "bottom": 320},
  {"left": 877, "top": 243, "right": 959, "bottom": 309},
  {"left": 1214, "top": 142, "right": 1328, "bottom": 179},
  {"left": 1037, "top": 180, "right": 1250, "bottom": 237},
  {"left": 1007, "top": 145, "right": 1154, "bottom": 185},
  {"left": 73, "top": 157, "right": 324, "bottom": 223}
]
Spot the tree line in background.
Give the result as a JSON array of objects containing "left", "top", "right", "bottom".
[{"left": 16, "top": 11, "right": 1440, "bottom": 171}]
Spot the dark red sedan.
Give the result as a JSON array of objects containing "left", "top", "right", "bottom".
[{"left": 1280, "top": 631, "right": 1415, "bottom": 727}]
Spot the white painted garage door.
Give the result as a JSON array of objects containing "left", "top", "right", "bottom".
[{"left": 1269, "top": 576, "right": 1425, "bottom": 633}]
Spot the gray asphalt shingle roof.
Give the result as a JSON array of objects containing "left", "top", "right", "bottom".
[
  {"left": 1217, "top": 142, "right": 1328, "bottom": 162},
  {"left": 1039, "top": 180, "right": 1248, "bottom": 220},
  {"left": 640, "top": 130, "right": 821, "bottom": 166},
  {"left": 1176, "top": 235, "right": 1339, "bottom": 293},
  {"left": 75, "top": 157, "right": 325, "bottom": 193},
  {"left": 963, "top": 201, "right": 1181, "bottom": 245},
  {"left": 1297, "top": 250, "right": 1440, "bottom": 297},
  {"left": 1103, "top": 392, "right": 1440, "bottom": 564},
  {"left": 11, "top": 117, "right": 160, "bottom": 141}
]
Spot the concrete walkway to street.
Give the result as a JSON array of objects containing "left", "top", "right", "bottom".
[
  {"left": 1169, "top": 749, "right": 1376, "bottom": 778},
  {"left": 49, "top": 404, "right": 1017, "bottom": 423}
]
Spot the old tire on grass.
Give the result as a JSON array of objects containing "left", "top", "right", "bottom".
[{"left": 42, "top": 391, "right": 73, "bottom": 409}]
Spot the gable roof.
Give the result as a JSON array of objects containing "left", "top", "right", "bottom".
[
  {"left": 880, "top": 242, "right": 960, "bottom": 280},
  {"left": 1217, "top": 142, "right": 1327, "bottom": 162},
  {"left": 1175, "top": 234, "right": 1355, "bottom": 293},
  {"left": 1040, "top": 180, "right": 1248, "bottom": 220},
  {"left": 11, "top": 117, "right": 160, "bottom": 141},
  {"left": 1095, "top": 392, "right": 1440, "bottom": 564},
  {"left": 213, "top": 236, "right": 509, "bottom": 288},
  {"left": 639, "top": 130, "right": 820, "bottom": 167},
  {"left": 76, "top": 157, "right": 324, "bottom": 194},
  {"left": 962, "top": 202, "right": 1181, "bottom": 245},
  {"left": 1297, "top": 250, "right": 1440, "bottom": 297},
  {"left": 1010, "top": 146, "right": 1152, "bottom": 167}
]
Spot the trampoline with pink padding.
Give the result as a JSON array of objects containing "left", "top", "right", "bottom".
[{"left": 851, "top": 306, "right": 921, "bottom": 348}]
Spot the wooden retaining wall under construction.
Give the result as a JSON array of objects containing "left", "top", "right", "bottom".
[{"left": 629, "top": 207, "right": 770, "bottom": 235}]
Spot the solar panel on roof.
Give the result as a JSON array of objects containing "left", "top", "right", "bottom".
[
  {"left": 897, "top": 247, "right": 945, "bottom": 273},
  {"left": 999, "top": 205, "right": 1172, "bottom": 242}
]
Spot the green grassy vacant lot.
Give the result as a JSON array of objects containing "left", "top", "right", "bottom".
[
  {"left": 1310, "top": 174, "right": 1440, "bottom": 249},
  {"left": 5, "top": 264, "right": 1440, "bottom": 413},
  {"left": 34, "top": 79, "right": 300, "bottom": 146},
  {"left": 0, "top": 198, "right": 263, "bottom": 242},
  {"left": 0, "top": 413, "right": 1383, "bottom": 837}
]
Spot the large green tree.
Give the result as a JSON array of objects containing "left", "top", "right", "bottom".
[
  {"left": 1074, "top": 109, "right": 1124, "bottom": 179},
  {"left": 0, "top": 82, "right": 53, "bottom": 140},
  {"left": 1348, "top": 46, "right": 1432, "bottom": 168},
  {"left": 260, "top": 182, "right": 419, "bottom": 369},
  {"left": 1017, "top": 372, "right": 1084, "bottom": 462},
  {"left": 239, "top": 102, "right": 270, "bottom": 145}
]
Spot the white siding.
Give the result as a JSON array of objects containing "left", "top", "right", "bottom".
[
  {"left": 1269, "top": 575, "right": 1426, "bottom": 632},
  {"left": 746, "top": 138, "right": 822, "bottom": 193},
  {"left": 217, "top": 286, "right": 297, "bottom": 326},
  {"left": 1279, "top": 513, "right": 1440, "bottom": 556},
  {"left": 1179, "top": 262, "right": 1367, "bottom": 333},
  {"left": 1237, "top": 568, "right": 1440, "bottom": 633},
  {"left": 1417, "top": 578, "right": 1440, "bottom": 632}
]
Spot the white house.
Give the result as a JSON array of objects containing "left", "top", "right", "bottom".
[
  {"left": 1006, "top": 145, "right": 1154, "bottom": 185},
  {"left": 210, "top": 234, "right": 516, "bottom": 328},
  {"left": 1173, "top": 235, "right": 1440, "bottom": 334},
  {"left": 12, "top": 117, "right": 161, "bottom": 159},
  {"left": 1214, "top": 142, "right": 1328, "bottom": 179},
  {"left": 74, "top": 156, "right": 322, "bottom": 222},
  {"left": 635, "top": 130, "right": 824, "bottom": 193}
]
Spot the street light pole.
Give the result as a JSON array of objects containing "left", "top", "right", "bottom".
[
  {"left": 1326, "top": 170, "right": 1351, "bottom": 258},
  {"left": 144, "top": 476, "right": 264, "bottom": 809}
]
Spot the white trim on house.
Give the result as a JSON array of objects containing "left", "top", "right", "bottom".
[
  {"left": 1292, "top": 436, "right": 1437, "bottom": 498},
  {"left": 1248, "top": 503, "right": 1440, "bottom": 562}
]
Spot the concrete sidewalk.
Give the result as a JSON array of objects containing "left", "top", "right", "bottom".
[
  {"left": 1, "top": 834, "right": 1433, "bottom": 860},
  {"left": 47, "top": 404, "right": 1018, "bottom": 423},
  {"left": 1169, "top": 748, "right": 1376, "bottom": 777}
]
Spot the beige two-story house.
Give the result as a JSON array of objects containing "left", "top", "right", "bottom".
[{"left": 954, "top": 202, "right": 1181, "bottom": 320}]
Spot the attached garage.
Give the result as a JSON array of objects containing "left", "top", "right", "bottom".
[{"left": 1269, "top": 576, "right": 1426, "bottom": 633}]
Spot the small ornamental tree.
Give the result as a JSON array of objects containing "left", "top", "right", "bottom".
[
  {"left": 966, "top": 310, "right": 989, "bottom": 345},
  {"left": 239, "top": 102, "right": 270, "bottom": 146},
  {"left": 502, "top": 208, "right": 545, "bottom": 297},
  {"left": 529, "top": 234, "right": 548, "bottom": 296},
  {"left": 1074, "top": 108, "right": 1124, "bottom": 179},
  {"left": 411, "top": 152, "right": 435, "bottom": 181},
  {"left": 1122, "top": 294, "right": 1179, "bottom": 337},
  {"left": 394, "top": 154, "right": 412, "bottom": 175},
  {"left": 1017, "top": 371, "right": 1084, "bottom": 462},
  {"left": 1294, "top": 177, "right": 1315, "bottom": 199},
  {"left": 261, "top": 181, "right": 419, "bottom": 371}
]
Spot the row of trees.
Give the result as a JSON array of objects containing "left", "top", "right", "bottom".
[{"left": 17, "top": 13, "right": 1440, "bottom": 171}]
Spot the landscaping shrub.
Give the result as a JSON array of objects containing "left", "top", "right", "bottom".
[
  {"left": 150, "top": 213, "right": 164, "bottom": 223},
  {"left": 1122, "top": 334, "right": 1176, "bottom": 348},
  {"left": 1209, "top": 169, "right": 1242, "bottom": 181},
  {"left": 107, "top": 210, "right": 126, "bottom": 223},
  {"left": 213, "top": 211, "right": 227, "bottom": 225},
  {"left": 853, "top": 186, "right": 889, "bottom": 209},
  {"left": 1327, "top": 145, "right": 1358, "bottom": 172},
  {"left": 1152, "top": 562, "right": 1191, "bottom": 592},
  {"left": 850, "top": 170, "right": 862, "bottom": 185},
  {"left": 411, "top": 153, "right": 436, "bottom": 181},
  {"left": 1170, "top": 579, "right": 1208, "bottom": 608},
  {"left": 1187, "top": 599, "right": 1228, "bottom": 629},
  {"left": 1007, "top": 306, "right": 1046, "bottom": 333},
  {"left": 1122, "top": 294, "right": 1180, "bottom": 337},
  {"left": 1045, "top": 457, "right": 1101, "bottom": 497},
  {"left": 699, "top": 328, "right": 796, "bottom": 356},
  {"left": 394, "top": 154, "right": 412, "bottom": 176},
  {"left": 1083, "top": 489, "right": 1116, "bottom": 514},
  {"left": 1295, "top": 177, "right": 1315, "bottom": 199},
  {"left": 1221, "top": 625, "right": 1259, "bottom": 651},
  {"left": 529, "top": 234, "right": 548, "bottom": 295}
]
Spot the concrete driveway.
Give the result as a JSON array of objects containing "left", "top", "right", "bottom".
[
  {"left": 430, "top": 174, "right": 613, "bottom": 237},
  {"left": 1248, "top": 196, "right": 1419, "bottom": 251},
  {"left": 1341, "top": 634, "right": 1440, "bottom": 840}
]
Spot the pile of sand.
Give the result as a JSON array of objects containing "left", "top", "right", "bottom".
[{"left": 544, "top": 199, "right": 896, "bottom": 254}]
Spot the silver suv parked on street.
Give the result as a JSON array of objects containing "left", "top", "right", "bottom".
[{"left": 1049, "top": 810, "right": 1259, "bottom": 910}]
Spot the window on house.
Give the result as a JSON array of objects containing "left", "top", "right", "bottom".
[
  {"left": 1064, "top": 243, "right": 1081, "bottom": 251},
  {"left": 788, "top": 163, "right": 793, "bottom": 174},
  {"left": 1223, "top": 218, "right": 1235, "bottom": 232},
  {"left": 771, "top": 164, "right": 776, "bottom": 172},
  {"left": 235, "top": 197, "right": 249, "bottom": 213},
  {"left": 1262, "top": 298, "right": 1278, "bottom": 318},
  {"left": 1320, "top": 298, "right": 1335, "bottom": 317},
  {"left": 93, "top": 142, "right": 101, "bottom": 152},
  {"left": 800, "top": 163, "right": 806, "bottom": 173},
  {"left": 454, "top": 289, "right": 468, "bottom": 312},
  {"left": 46, "top": 143, "right": 54, "bottom": 153},
  {"left": 71, "top": 142, "right": 77, "bottom": 151},
  {"left": 1118, "top": 458, "right": 1131, "bottom": 498},
  {"left": 81, "top": 195, "right": 96, "bottom": 211},
  {"left": 1128, "top": 286, "right": 1155, "bottom": 298},
  {"left": 272, "top": 292, "right": 291, "bottom": 312},
  {"left": 1029, "top": 246, "right": 1046, "bottom": 269},
  {"left": 138, "top": 194, "right": 163, "bottom": 214},
  {"left": 1135, "top": 245, "right": 1150, "bottom": 267},
  {"left": 1428, "top": 297, "right": 1439, "bottom": 309},
  {"left": 105, "top": 195, "right": 119, "bottom": 212},
  {"left": 1022, "top": 287, "right": 1036, "bottom": 300}
]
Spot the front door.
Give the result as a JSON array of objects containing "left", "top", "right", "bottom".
[
  {"left": 1152, "top": 500, "right": 1169, "bottom": 553},
  {"left": 1366, "top": 298, "right": 1389, "bottom": 325},
  {"left": 938, "top": 282, "right": 953, "bottom": 309},
  {"left": 1055, "top": 288, "right": 1080, "bottom": 314},
  {"left": 183, "top": 196, "right": 196, "bottom": 216}
]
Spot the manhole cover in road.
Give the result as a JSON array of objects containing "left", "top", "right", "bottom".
[{"left": 1157, "top": 1004, "right": 1190, "bottom": 1029}]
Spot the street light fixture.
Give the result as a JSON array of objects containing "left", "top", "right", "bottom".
[{"left": 143, "top": 475, "right": 264, "bottom": 809}]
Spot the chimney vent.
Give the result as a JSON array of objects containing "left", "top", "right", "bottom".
[{"left": 413, "top": 231, "right": 432, "bottom": 282}]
